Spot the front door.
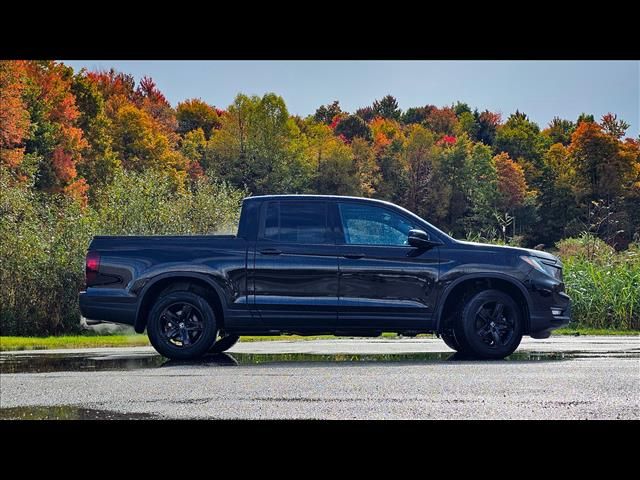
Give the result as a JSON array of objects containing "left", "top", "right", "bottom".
[
  {"left": 335, "top": 201, "right": 439, "bottom": 331},
  {"left": 252, "top": 200, "right": 339, "bottom": 330}
]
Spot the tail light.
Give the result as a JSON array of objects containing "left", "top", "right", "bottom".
[{"left": 85, "top": 251, "right": 101, "bottom": 287}]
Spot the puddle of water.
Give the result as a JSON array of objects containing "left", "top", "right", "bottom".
[
  {"left": 0, "top": 350, "right": 588, "bottom": 374},
  {"left": 0, "top": 405, "right": 156, "bottom": 420}
]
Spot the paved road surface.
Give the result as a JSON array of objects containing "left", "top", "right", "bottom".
[{"left": 1, "top": 336, "right": 638, "bottom": 419}]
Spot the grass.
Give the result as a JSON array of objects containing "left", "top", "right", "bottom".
[
  {"left": 554, "top": 327, "right": 640, "bottom": 336},
  {"left": 0, "top": 334, "right": 151, "bottom": 351},
  {"left": 1, "top": 329, "right": 637, "bottom": 351}
]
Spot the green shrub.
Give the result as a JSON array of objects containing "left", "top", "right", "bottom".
[
  {"left": 0, "top": 168, "right": 244, "bottom": 336},
  {"left": 558, "top": 235, "right": 639, "bottom": 330}
]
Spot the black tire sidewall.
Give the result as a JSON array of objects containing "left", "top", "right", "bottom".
[
  {"left": 455, "top": 289, "right": 523, "bottom": 359},
  {"left": 148, "top": 291, "right": 218, "bottom": 360},
  {"left": 440, "top": 332, "right": 460, "bottom": 352},
  {"left": 209, "top": 334, "right": 240, "bottom": 354}
]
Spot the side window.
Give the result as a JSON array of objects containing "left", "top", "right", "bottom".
[
  {"left": 264, "top": 202, "right": 279, "bottom": 240},
  {"left": 338, "top": 202, "right": 415, "bottom": 246},
  {"left": 262, "top": 201, "right": 330, "bottom": 244}
]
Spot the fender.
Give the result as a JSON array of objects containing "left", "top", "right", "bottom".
[
  {"left": 434, "top": 272, "right": 533, "bottom": 331},
  {"left": 133, "top": 271, "right": 230, "bottom": 332}
]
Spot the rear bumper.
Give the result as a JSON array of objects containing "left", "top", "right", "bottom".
[{"left": 79, "top": 290, "right": 138, "bottom": 326}]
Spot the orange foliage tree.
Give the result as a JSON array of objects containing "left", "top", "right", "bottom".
[
  {"left": 0, "top": 60, "right": 30, "bottom": 172},
  {"left": 494, "top": 152, "right": 529, "bottom": 210}
]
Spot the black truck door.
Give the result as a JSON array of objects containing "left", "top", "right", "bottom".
[
  {"left": 252, "top": 200, "right": 339, "bottom": 330},
  {"left": 335, "top": 201, "right": 439, "bottom": 331}
]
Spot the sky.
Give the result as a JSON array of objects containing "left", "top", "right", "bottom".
[{"left": 63, "top": 60, "right": 640, "bottom": 137}]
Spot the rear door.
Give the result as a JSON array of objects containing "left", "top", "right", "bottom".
[
  {"left": 252, "top": 199, "right": 339, "bottom": 330},
  {"left": 335, "top": 201, "right": 439, "bottom": 331}
]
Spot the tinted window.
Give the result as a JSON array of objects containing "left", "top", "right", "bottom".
[
  {"left": 263, "top": 201, "right": 330, "bottom": 244},
  {"left": 338, "top": 202, "right": 415, "bottom": 246},
  {"left": 264, "top": 202, "right": 279, "bottom": 240}
]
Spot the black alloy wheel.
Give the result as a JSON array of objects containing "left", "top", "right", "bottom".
[
  {"left": 453, "top": 289, "right": 523, "bottom": 359},
  {"left": 148, "top": 291, "right": 218, "bottom": 360},
  {"left": 160, "top": 302, "right": 205, "bottom": 348}
]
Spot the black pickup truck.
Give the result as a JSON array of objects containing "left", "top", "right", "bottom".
[{"left": 79, "top": 194, "right": 571, "bottom": 360}]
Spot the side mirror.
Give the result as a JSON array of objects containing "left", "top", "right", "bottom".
[{"left": 408, "top": 229, "right": 441, "bottom": 249}]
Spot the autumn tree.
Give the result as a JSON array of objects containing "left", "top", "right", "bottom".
[
  {"left": 351, "top": 137, "right": 379, "bottom": 197},
  {"left": 456, "top": 111, "right": 479, "bottom": 139},
  {"left": 86, "top": 69, "right": 138, "bottom": 120},
  {"left": 495, "top": 111, "right": 549, "bottom": 189},
  {"left": 179, "top": 128, "right": 207, "bottom": 179},
  {"left": 494, "top": 152, "right": 528, "bottom": 211},
  {"left": 207, "top": 93, "right": 308, "bottom": 194},
  {"left": 475, "top": 110, "right": 501, "bottom": 145},
  {"left": 568, "top": 121, "right": 634, "bottom": 200},
  {"left": 71, "top": 71, "right": 120, "bottom": 189},
  {"left": 576, "top": 113, "right": 595, "bottom": 126},
  {"left": 400, "top": 106, "right": 430, "bottom": 125},
  {"left": 543, "top": 117, "right": 575, "bottom": 146},
  {"left": 355, "top": 106, "right": 375, "bottom": 122},
  {"left": 313, "top": 100, "right": 342, "bottom": 124},
  {"left": 534, "top": 143, "right": 581, "bottom": 244},
  {"left": 313, "top": 139, "right": 359, "bottom": 195},
  {"left": 463, "top": 142, "right": 499, "bottom": 235},
  {"left": 401, "top": 124, "right": 436, "bottom": 216},
  {"left": 137, "top": 76, "right": 178, "bottom": 142},
  {"left": 334, "top": 114, "right": 372, "bottom": 142},
  {"left": 176, "top": 99, "right": 221, "bottom": 139},
  {"left": 22, "top": 61, "right": 89, "bottom": 204},
  {"left": 453, "top": 102, "right": 472, "bottom": 116},
  {"left": 0, "top": 61, "right": 30, "bottom": 174},
  {"left": 431, "top": 135, "right": 472, "bottom": 234},
  {"left": 368, "top": 118, "right": 406, "bottom": 203},
  {"left": 372, "top": 95, "right": 401, "bottom": 121},
  {"left": 424, "top": 107, "right": 458, "bottom": 136},
  {"left": 600, "top": 113, "right": 630, "bottom": 139},
  {"left": 111, "top": 103, "right": 189, "bottom": 188}
]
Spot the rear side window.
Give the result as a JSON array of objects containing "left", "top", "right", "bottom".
[{"left": 263, "top": 201, "right": 330, "bottom": 244}]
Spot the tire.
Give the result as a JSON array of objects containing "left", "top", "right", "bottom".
[
  {"left": 440, "top": 331, "right": 461, "bottom": 352},
  {"left": 147, "top": 290, "right": 218, "bottom": 360},
  {"left": 209, "top": 333, "right": 240, "bottom": 354},
  {"left": 453, "top": 289, "right": 523, "bottom": 360}
]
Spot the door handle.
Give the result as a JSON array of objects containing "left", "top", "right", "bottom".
[
  {"left": 343, "top": 253, "right": 365, "bottom": 259},
  {"left": 259, "top": 248, "right": 282, "bottom": 255}
]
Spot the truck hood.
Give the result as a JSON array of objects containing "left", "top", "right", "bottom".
[{"left": 454, "top": 240, "right": 560, "bottom": 263}]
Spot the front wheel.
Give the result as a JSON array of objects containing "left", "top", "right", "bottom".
[
  {"left": 209, "top": 333, "right": 240, "bottom": 354},
  {"left": 147, "top": 291, "right": 218, "bottom": 360},
  {"left": 453, "top": 289, "right": 523, "bottom": 359}
]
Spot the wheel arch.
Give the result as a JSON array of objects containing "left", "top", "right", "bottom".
[
  {"left": 134, "top": 272, "right": 226, "bottom": 333},
  {"left": 435, "top": 273, "right": 532, "bottom": 334}
]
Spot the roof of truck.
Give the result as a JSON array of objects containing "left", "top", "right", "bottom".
[{"left": 244, "top": 194, "right": 393, "bottom": 204}]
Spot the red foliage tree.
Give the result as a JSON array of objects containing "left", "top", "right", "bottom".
[
  {"left": 425, "top": 107, "right": 458, "bottom": 135},
  {"left": 0, "top": 60, "right": 30, "bottom": 170}
]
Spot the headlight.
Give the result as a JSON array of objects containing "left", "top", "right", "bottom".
[{"left": 520, "top": 256, "right": 562, "bottom": 280}]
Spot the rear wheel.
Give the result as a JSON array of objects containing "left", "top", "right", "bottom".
[
  {"left": 147, "top": 291, "right": 218, "bottom": 360},
  {"left": 453, "top": 289, "right": 523, "bottom": 359},
  {"left": 440, "top": 331, "right": 461, "bottom": 351},
  {"left": 209, "top": 333, "right": 240, "bottom": 353}
]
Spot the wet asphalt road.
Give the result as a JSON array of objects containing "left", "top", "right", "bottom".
[{"left": 1, "top": 336, "right": 639, "bottom": 419}]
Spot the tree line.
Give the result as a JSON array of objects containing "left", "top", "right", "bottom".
[{"left": 2, "top": 60, "right": 639, "bottom": 248}]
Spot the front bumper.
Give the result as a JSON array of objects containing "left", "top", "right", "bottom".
[
  {"left": 79, "top": 289, "right": 138, "bottom": 326},
  {"left": 524, "top": 270, "right": 572, "bottom": 338}
]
